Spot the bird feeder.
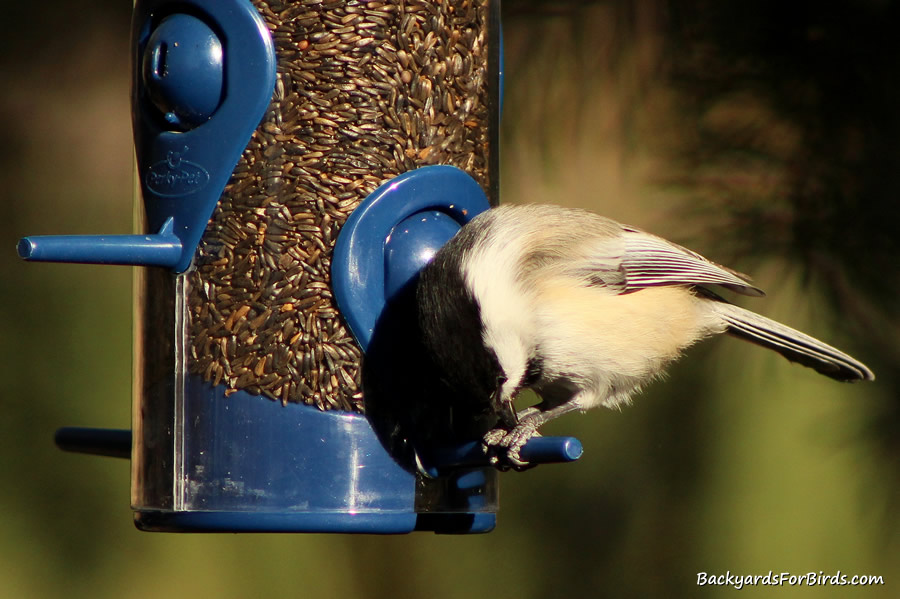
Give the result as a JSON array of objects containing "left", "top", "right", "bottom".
[{"left": 19, "top": 0, "right": 581, "bottom": 534}]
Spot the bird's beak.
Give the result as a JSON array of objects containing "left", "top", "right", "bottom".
[{"left": 491, "top": 381, "right": 518, "bottom": 429}]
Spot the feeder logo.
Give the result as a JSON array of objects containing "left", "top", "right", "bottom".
[{"left": 146, "top": 147, "right": 210, "bottom": 197}]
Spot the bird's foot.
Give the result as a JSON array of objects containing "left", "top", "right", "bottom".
[{"left": 482, "top": 410, "right": 544, "bottom": 471}]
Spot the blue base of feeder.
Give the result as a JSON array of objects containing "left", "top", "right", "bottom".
[
  {"left": 129, "top": 377, "right": 498, "bottom": 534},
  {"left": 134, "top": 510, "right": 421, "bottom": 534},
  {"left": 133, "top": 510, "right": 496, "bottom": 534}
]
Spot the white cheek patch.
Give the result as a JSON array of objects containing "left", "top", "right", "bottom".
[{"left": 462, "top": 229, "right": 535, "bottom": 398}]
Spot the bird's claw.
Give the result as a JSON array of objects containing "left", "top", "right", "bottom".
[{"left": 482, "top": 417, "right": 543, "bottom": 471}]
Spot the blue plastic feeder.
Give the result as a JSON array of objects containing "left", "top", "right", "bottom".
[{"left": 21, "top": 0, "right": 581, "bottom": 535}]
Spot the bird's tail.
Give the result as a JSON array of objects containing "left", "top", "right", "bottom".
[{"left": 710, "top": 302, "right": 874, "bottom": 382}]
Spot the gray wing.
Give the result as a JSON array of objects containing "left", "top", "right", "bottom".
[
  {"left": 515, "top": 206, "right": 764, "bottom": 297},
  {"left": 618, "top": 226, "right": 765, "bottom": 296}
]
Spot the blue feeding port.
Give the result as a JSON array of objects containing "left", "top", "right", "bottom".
[
  {"left": 333, "top": 166, "right": 492, "bottom": 352},
  {"left": 18, "top": 0, "right": 276, "bottom": 272},
  {"left": 20, "top": 0, "right": 581, "bottom": 535},
  {"left": 131, "top": 0, "right": 276, "bottom": 273}
]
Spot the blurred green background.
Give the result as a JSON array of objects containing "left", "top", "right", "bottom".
[{"left": 2, "top": 1, "right": 897, "bottom": 597}]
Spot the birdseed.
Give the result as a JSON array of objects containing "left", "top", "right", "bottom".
[{"left": 186, "top": 0, "right": 495, "bottom": 412}]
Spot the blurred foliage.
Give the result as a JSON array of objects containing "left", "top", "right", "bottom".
[{"left": 1, "top": 1, "right": 897, "bottom": 598}]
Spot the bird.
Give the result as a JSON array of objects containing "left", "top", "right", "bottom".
[{"left": 415, "top": 204, "right": 875, "bottom": 469}]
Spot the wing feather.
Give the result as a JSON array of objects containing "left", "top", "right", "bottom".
[
  {"left": 618, "top": 228, "right": 765, "bottom": 297},
  {"left": 511, "top": 206, "right": 765, "bottom": 297}
]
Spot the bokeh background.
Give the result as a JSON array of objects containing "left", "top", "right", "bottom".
[{"left": 2, "top": 1, "right": 897, "bottom": 597}]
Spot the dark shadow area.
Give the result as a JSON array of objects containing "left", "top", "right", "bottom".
[{"left": 361, "top": 280, "right": 500, "bottom": 473}]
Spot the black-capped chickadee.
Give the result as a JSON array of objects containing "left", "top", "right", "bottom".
[{"left": 416, "top": 204, "right": 875, "bottom": 469}]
